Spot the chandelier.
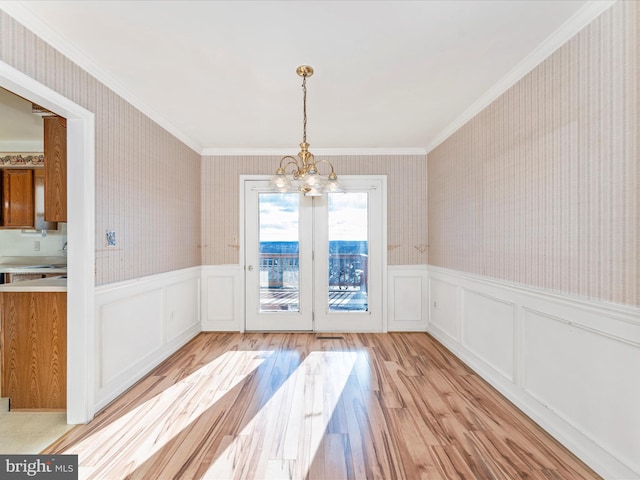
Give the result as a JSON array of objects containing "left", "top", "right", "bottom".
[{"left": 270, "top": 65, "right": 341, "bottom": 196}]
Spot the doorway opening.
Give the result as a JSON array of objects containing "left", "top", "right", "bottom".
[{"left": 0, "top": 60, "right": 95, "bottom": 424}]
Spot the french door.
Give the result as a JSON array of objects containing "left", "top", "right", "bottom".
[{"left": 244, "top": 177, "right": 385, "bottom": 332}]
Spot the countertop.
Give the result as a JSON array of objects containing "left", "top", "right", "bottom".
[
  {"left": 0, "top": 276, "right": 67, "bottom": 292},
  {"left": 0, "top": 255, "right": 67, "bottom": 274},
  {"left": 0, "top": 256, "right": 68, "bottom": 291}
]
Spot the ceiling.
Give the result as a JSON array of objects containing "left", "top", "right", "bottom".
[
  {"left": 0, "top": 87, "right": 44, "bottom": 152},
  {"left": 0, "top": 1, "right": 610, "bottom": 153}
]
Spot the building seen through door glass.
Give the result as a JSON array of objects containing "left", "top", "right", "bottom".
[{"left": 258, "top": 192, "right": 369, "bottom": 313}]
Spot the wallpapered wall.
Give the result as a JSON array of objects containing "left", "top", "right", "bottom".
[
  {"left": 201, "top": 154, "right": 428, "bottom": 265},
  {"left": 0, "top": 11, "right": 202, "bottom": 286},
  {"left": 428, "top": 1, "right": 639, "bottom": 307}
]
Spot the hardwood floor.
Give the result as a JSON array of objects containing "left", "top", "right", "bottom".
[{"left": 47, "top": 333, "right": 600, "bottom": 479}]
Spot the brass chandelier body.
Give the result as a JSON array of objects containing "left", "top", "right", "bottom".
[{"left": 271, "top": 66, "right": 341, "bottom": 196}]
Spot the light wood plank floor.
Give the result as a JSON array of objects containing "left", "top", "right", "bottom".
[{"left": 47, "top": 333, "right": 600, "bottom": 479}]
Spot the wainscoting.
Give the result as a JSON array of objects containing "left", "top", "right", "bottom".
[
  {"left": 387, "top": 265, "right": 429, "bottom": 332},
  {"left": 200, "top": 265, "right": 244, "bottom": 331},
  {"left": 200, "top": 265, "right": 427, "bottom": 333},
  {"left": 94, "top": 267, "right": 201, "bottom": 412},
  {"left": 427, "top": 266, "right": 640, "bottom": 479}
]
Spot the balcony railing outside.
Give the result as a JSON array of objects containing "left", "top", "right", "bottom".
[
  {"left": 260, "top": 253, "right": 367, "bottom": 290},
  {"left": 259, "top": 253, "right": 368, "bottom": 311}
]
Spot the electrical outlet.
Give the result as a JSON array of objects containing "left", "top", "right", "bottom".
[
  {"left": 106, "top": 230, "right": 116, "bottom": 247},
  {"left": 34, "top": 240, "right": 40, "bottom": 251}
]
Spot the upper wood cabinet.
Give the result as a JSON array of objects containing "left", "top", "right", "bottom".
[
  {"left": 1, "top": 169, "right": 34, "bottom": 228},
  {"left": 34, "top": 169, "right": 58, "bottom": 231},
  {"left": 44, "top": 116, "right": 67, "bottom": 222}
]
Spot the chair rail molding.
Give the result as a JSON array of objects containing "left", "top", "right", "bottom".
[
  {"left": 94, "top": 267, "right": 201, "bottom": 411},
  {"left": 426, "top": 265, "right": 640, "bottom": 479}
]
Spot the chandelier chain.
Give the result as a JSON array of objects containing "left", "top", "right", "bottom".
[
  {"left": 302, "top": 75, "right": 307, "bottom": 144},
  {"left": 271, "top": 65, "right": 340, "bottom": 196}
]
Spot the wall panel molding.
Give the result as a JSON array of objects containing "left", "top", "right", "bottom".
[
  {"left": 94, "top": 267, "right": 201, "bottom": 411},
  {"left": 387, "top": 265, "right": 428, "bottom": 332},
  {"left": 201, "top": 265, "right": 244, "bottom": 332},
  {"left": 427, "top": 265, "right": 640, "bottom": 479}
]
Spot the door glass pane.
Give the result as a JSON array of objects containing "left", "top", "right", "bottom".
[
  {"left": 259, "top": 193, "right": 300, "bottom": 312},
  {"left": 327, "top": 192, "right": 368, "bottom": 312}
]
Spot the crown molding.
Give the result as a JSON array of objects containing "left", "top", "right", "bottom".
[
  {"left": 426, "top": 0, "right": 618, "bottom": 154},
  {"left": 0, "top": 2, "right": 203, "bottom": 154},
  {"left": 201, "top": 147, "right": 427, "bottom": 157}
]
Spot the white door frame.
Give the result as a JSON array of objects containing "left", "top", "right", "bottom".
[
  {"left": 240, "top": 175, "right": 387, "bottom": 333},
  {"left": 0, "top": 60, "right": 96, "bottom": 423}
]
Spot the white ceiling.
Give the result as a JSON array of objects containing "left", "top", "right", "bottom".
[
  {"left": 0, "top": 1, "right": 614, "bottom": 153},
  {"left": 0, "top": 86, "right": 44, "bottom": 152}
]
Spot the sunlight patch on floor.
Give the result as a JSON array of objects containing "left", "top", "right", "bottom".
[
  {"left": 204, "top": 350, "right": 358, "bottom": 479},
  {"left": 60, "top": 350, "right": 271, "bottom": 476}
]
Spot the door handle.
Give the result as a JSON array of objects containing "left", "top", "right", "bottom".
[{"left": 247, "top": 265, "right": 254, "bottom": 271}]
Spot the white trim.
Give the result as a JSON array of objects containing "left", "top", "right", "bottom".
[
  {"left": 427, "top": 265, "right": 640, "bottom": 479},
  {"left": 0, "top": 2, "right": 202, "bottom": 155},
  {"left": 94, "top": 267, "right": 201, "bottom": 411},
  {"left": 203, "top": 147, "right": 427, "bottom": 157},
  {"left": 426, "top": 0, "right": 618, "bottom": 153},
  {"left": 387, "top": 265, "right": 428, "bottom": 332},
  {"left": 0, "top": 59, "right": 96, "bottom": 424},
  {"left": 427, "top": 265, "right": 640, "bottom": 321},
  {"left": 201, "top": 265, "right": 245, "bottom": 332}
]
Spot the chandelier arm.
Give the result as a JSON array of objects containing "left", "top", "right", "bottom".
[
  {"left": 278, "top": 155, "right": 299, "bottom": 169},
  {"left": 272, "top": 65, "right": 338, "bottom": 196},
  {"left": 283, "top": 159, "right": 303, "bottom": 175},
  {"left": 314, "top": 159, "right": 337, "bottom": 175}
]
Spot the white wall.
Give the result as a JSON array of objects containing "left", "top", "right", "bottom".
[
  {"left": 0, "top": 223, "right": 66, "bottom": 257},
  {"left": 201, "top": 265, "right": 244, "bottom": 332},
  {"left": 427, "top": 266, "right": 640, "bottom": 479},
  {"left": 387, "top": 265, "right": 428, "bottom": 331},
  {"left": 93, "top": 267, "right": 201, "bottom": 412}
]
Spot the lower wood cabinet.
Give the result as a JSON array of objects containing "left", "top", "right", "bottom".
[{"left": 1, "top": 291, "right": 66, "bottom": 410}]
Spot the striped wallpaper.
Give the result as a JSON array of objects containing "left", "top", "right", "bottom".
[
  {"left": 201, "top": 154, "right": 428, "bottom": 266},
  {"left": 0, "top": 11, "right": 201, "bottom": 286},
  {"left": 428, "top": 1, "right": 639, "bottom": 307}
]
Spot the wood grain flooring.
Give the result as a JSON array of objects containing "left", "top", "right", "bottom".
[{"left": 46, "top": 333, "right": 600, "bottom": 479}]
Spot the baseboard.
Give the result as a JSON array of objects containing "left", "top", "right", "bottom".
[
  {"left": 93, "top": 267, "right": 202, "bottom": 411},
  {"left": 427, "top": 266, "right": 640, "bottom": 479}
]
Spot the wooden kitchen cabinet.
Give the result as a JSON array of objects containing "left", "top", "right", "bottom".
[
  {"left": 44, "top": 116, "right": 67, "bottom": 222},
  {"left": 34, "top": 169, "right": 58, "bottom": 231},
  {"left": 1, "top": 169, "right": 34, "bottom": 228},
  {"left": 1, "top": 291, "right": 67, "bottom": 410}
]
